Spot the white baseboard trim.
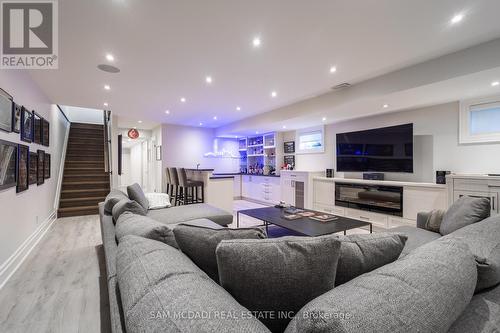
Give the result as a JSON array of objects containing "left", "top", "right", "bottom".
[{"left": 0, "top": 211, "right": 57, "bottom": 290}]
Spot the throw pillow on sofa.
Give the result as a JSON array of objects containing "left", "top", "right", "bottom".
[
  {"left": 144, "top": 192, "right": 171, "bottom": 209},
  {"left": 443, "top": 214, "right": 500, "bottom": 292},
  {"left": 116, "top": 235, "right": 270, "bottom": 333},
  {"left": 440, "top": 196, "right": 490, "bottom": 235},
  {"left": 216, "top": 235, "right": 341, "bottom": 333},
  {"left": 103, "top": 189, "right": 128, "bottom": 214},
  {"left": 173, "top": 224, "right": 266, "bottom": 283},
  {"left": 335, "top": 232, "right": 408, "bottom": 286},
  {"left": 112, "top": 199, "right": 146, "bottom": 223},
  {"left": 116, "top": 212, "right": 178, "bottom": 248},
  {"left": 127, "top": 183, "right": 149, "bottom": 211},
  {"left": 285, "top": 237, "right": 477, "bottom": 333}
]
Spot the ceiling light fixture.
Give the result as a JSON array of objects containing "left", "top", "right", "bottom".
[
  {"left": 104, "top": 84, "right": 111, "bottom": 90},
  {"left": 165, "top": 110, "right": 170, "bottom": 114},
  {"left": 451, "top": 13, "right": 464, "bottom": 24},
  {"left": 180, "top": 97, "right": 186, "bottom": 103},
  {"left": 138, "top": 120, "right": 143, "bottom": 123},
  {"left": 103, "top": 102, "right": 108, "bottom": 107},
  {"left": 322, "top": 117, "right": 327, "bottom": 122},
  {"left": 282, "top": 125, "right": 287, "bottom": 129},
  {"left": 252, "top": 37, "right": 261, "bottom": 48},
  {"left": 329, "top": 66, "right": 337, "bottom": 73},
  {"left": 271, "top": 91, "right": 277, "bottom": 98},
  {"left": 106, "top": 53, "right": 114, "bottom": 62},
  {"left": 213, "top": 116, "right": 217, "bottom": 120},
  {"left": 205, "top": 76, "right": 213, "bottom": 84},
  {"left": 383, "top": 104, "right": 389, "bottom": 108},
  {"left": 255, "top": 131, "right": 259, "bottom": 134},
  {"left": 236, "top": 106, "right": 241, "bottom": 111},
  {"left": 492, "top": 81, "right": 500, "bottom": 87},
  {"left": 199, "top": 122, "right": 203, "bottom": 126}
]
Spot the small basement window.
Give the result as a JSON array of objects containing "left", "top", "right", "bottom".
[
  {"left": 296, "top": 126, "right": 325, "bottom": 154},
  {"left": 460, "top": 96, "right": 500, "bottom": 144}
]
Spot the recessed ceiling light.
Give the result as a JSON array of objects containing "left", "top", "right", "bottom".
[
  {"left": 252, "top": 37, "right": 261, "bottom": 48},
  {"left": 104, "top": 84, "right": 111, "bottom": 90},
  {"left": 236, "top": 106, "right": 241, "bottom": 111},
  {"left": 282, "top": 125, "right": 287, "bottom": 129},
  {"left": 103, "top": 102, "right": 108, "bottom": 107},
  {"left": 271, "top": 91, "right": 277, "bottom": 98},
  {"left": 138, "top": 120, "right": 143, "bottom": 123},
  {"left": 383, "top": 104, "right": 389, "bottom": 108},
  {"left": 492, "top": 81, "right": 500, "bottom": 87},
  {"left": 322, "top": 117, "right": 327, "bottom": 122},
  {"left": 205, "top": 76, "right": 213, "bottom": 84},
  {"left": 199, "top": 122, "right": 203, "bottom": 126},
  {"left": 180, "top": 97, "right": 186, "bottom": 103},
  {"left": 255, "top": 131, "right": 259, "bottom": 134},
  {"left": 105, "top": 53, "right": 114, "bottom": 62},
  {"left": 213, "top": 116, "right": 217, "bottom": 120},
  {"left": 329, "top": 66, "right": 337, "bottom": 73},
  {"left": 451, "top": 13, "right": 464, "bottom": 24},
  {"left": 165, "top": 110, "right": 170, "bottom": 114}
]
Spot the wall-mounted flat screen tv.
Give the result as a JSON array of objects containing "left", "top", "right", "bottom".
[{"left": 336, "top": 123, "right": 414, "bottom": 173}]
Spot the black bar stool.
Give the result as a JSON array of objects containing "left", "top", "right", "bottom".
[
  {"left": 168, "top": 167, "right": 181, "bottom": 206},
  {"left": 178, "top": 168, "right": 204, "bottom": 204}
]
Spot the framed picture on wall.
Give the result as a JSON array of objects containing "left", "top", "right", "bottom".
[
  {"left": 29, "top": 152, "right": 37, "bottom": 185},
  {"left": 44, "top": 153, "right": 51, "bottom": 179},
  {"left": 42, "top": 119, "right": 49, "bottom": 147},
  {"left": 284, "top": 141, "right": 295, "bottom": 154},
  {"left": 0, "top": 88, "right": 13, "bottom": 133},
  {"left": 12, "top": 103, "right": 21, "bottom": 133},
  {"left": 33, "top": 112, "right": 42, "bottom": 144},
  {"left": 20, "top": 107, "right": 33, "bottom": 143},
  {"left": 17, "top": 144, "right": 29, "bottom": 193},
  {"left": 37, "top": 150, "right": 45, "bottom": 185},
  {"left": 0, "top": 139, "right": 17, "bottom": 190}
]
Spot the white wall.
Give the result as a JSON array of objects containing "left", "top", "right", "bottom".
[
  {"left": 161, "top": 124, "right": 240, "bottom": 173},
  {"left": 0, "top": 71, "right": 69, "bottom": 282},
  {"left": 130, "top": 143, "right": 143, "bottom": 187},
  {"left": 59, "top": 105, "right": 103, "bottom": 124},
  {"left": 287, "top": 102, "right": 500, "bottom": 181},
  {"left": 121, "top": 148, "right": 132, "bottom": 186}
]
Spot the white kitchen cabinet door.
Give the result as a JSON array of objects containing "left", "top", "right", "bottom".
[
  {"left": 241, "top": 175, "right": 251, "bottom": 198},
  {"left": 313, "top": 179, "right": 335, "bottom": 206}
]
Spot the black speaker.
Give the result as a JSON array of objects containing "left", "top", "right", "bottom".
[
  {"left": 436, "top": 171, "right": 451, "bottom": 184},
  {"left": 363, "top": 173, "right": 385, "bottom": 180},
  {"left": 326, "top": 169, "right": 334, "bottom": 178}
]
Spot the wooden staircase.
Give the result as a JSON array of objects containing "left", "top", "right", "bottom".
[{"left": 58, "top": 123, "right": 110, "bottom": 217}]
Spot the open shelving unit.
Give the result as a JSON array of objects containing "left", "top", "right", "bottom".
[{"left": 239, "top": 132, "right": 282, "bottom": 175}]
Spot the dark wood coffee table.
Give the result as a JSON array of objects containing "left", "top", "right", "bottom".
[{"left": 236, "top": 207, "right": 372, "bottom": 237}]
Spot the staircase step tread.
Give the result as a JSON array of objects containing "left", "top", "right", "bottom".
[
  {"left": 62, "top": 180, "right": 109, "bottom": 184},
  {"left": 62, "top": 189, "right": 109, "bottom": 193},
  {"left": 60, "top": 196, "right": 106, "bottom": 202},
  {"left": 58, "top": 205, "right": 98, "bottom": 212}
]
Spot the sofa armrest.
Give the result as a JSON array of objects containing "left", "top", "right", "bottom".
[{"left": 417, "top": 212, "right": 431, "bottom": 230}]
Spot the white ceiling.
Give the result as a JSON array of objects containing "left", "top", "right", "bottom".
[{"left": 29, "top": 0, "right": 500, "bottom": 130}]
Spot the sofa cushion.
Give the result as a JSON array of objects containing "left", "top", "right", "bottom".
[
  {"left": 147, "top": 203, "right": 233, "bottom": 226},
  {"left": 448, "top": 284, "right": 500, "bottom": 333},
  {"left": 284, "top": 238, "right": 477, "bottom": 333},
  {"left": 126, "top": 183, "right": 149, "bottom": 211},
  {"left": 112, "top": 199, "right": 146, "bottom": 222},
  {"left": 104, "top": 189, "right": 128, "bottom": 214},
  {"left": 444, "top": 215, "right": 500, "bottom": 292},
  {"left": 144, "top": 192, "right": 171, "bottom": 209},
  {"left": 440, "top": 196, "right": 490, "bottom": 235},
  {"left": 334, "top": 233, "right": 408, "bottom": 286},
  {"left": 173, "top": 224, "right": 266, "bottom": 282},
  {"left": 216, "top": 235, "right": 341, "bottom": 333},
  {"left": 391, "top": 225, "right": 441, "bottom": 256},
  {"left": 116, "top": 212, "right": 178, "bottom": 248},
  {"left": 117, "top": 235, "right": 270, "bottom": 333}
]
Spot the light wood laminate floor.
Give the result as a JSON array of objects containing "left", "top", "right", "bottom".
[
  {"left": 0, "top": 200, "right": 374, "bottom": 333},
  {"left": 0, "top": 215, "right": 110, "bottom": 333}
]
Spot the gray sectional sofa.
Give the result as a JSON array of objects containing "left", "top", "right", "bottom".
[{"left": 100, "top": 192, "right": 500, "bottom": 333}]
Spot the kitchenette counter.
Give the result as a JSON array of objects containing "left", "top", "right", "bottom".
[{"left": 184, "top": 168, "right": 234, "bottom": 212}]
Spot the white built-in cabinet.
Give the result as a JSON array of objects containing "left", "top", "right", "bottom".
[
  {"left": 447, "top": 175, "right": 500, "bottom": 215},
  {"left": 241, "top": 175, "right": 281, "bottom": 205},
  {"left": 312, "top": 177, "right": 448, "bottom": 229}
]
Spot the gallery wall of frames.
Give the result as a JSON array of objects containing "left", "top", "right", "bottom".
[{"left": 0, "top": 87, "right": 51, "bottom": 194}]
